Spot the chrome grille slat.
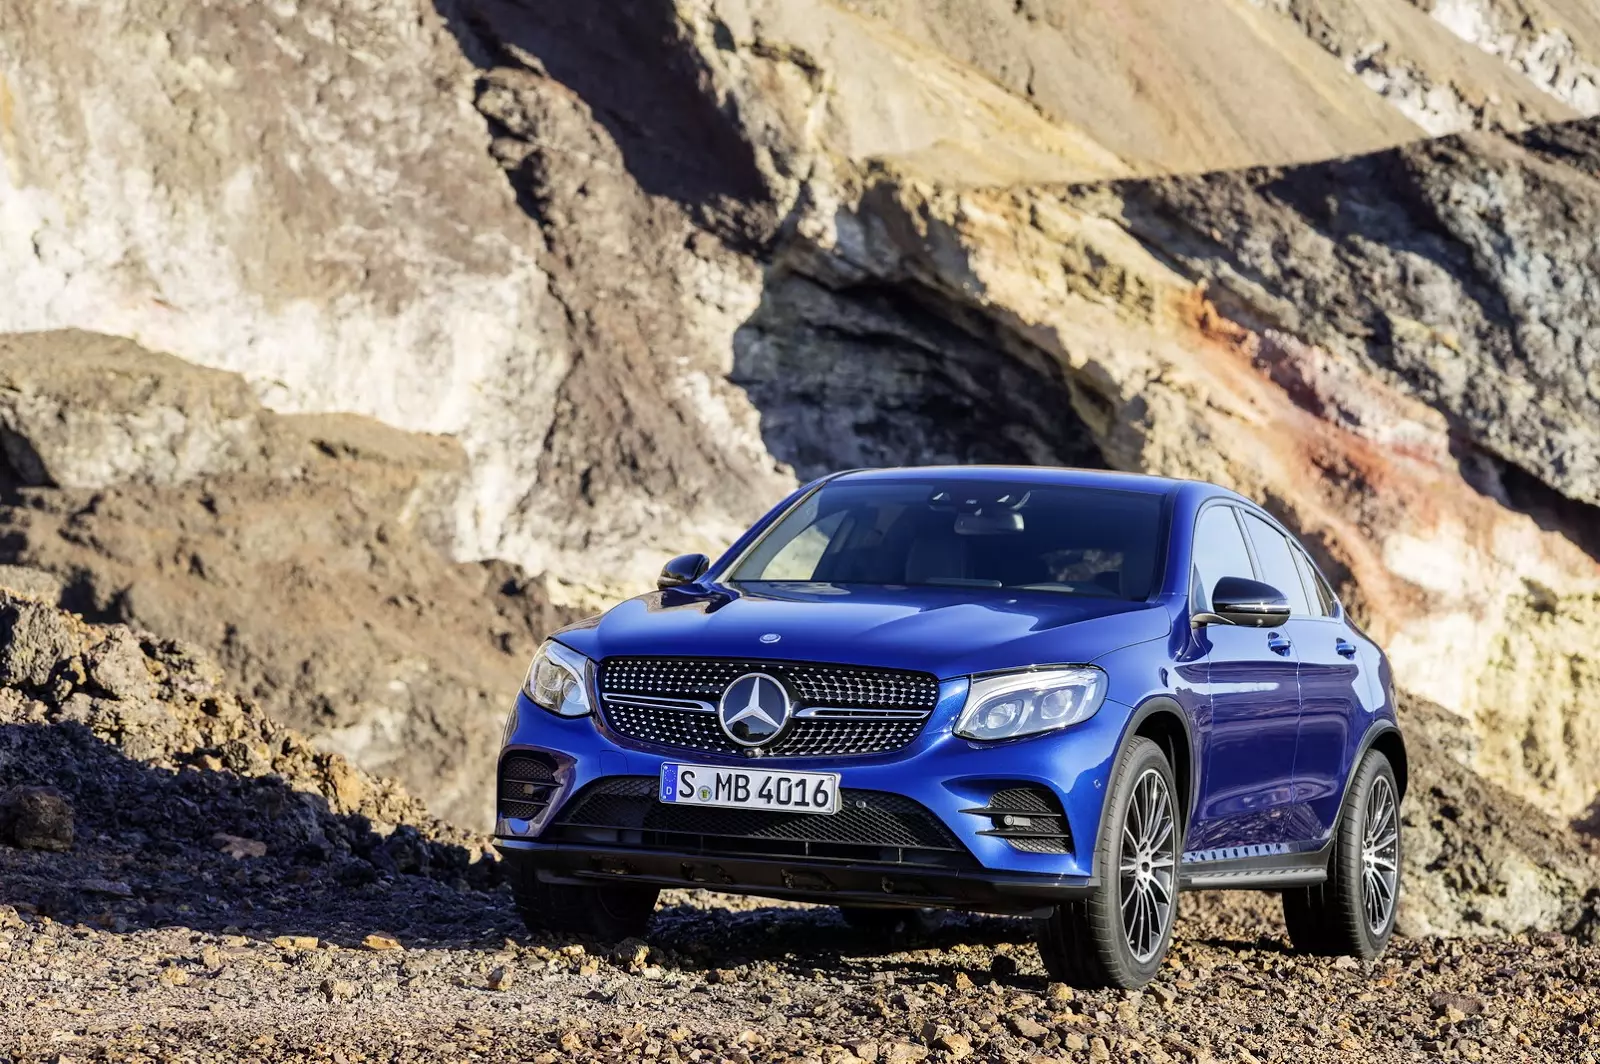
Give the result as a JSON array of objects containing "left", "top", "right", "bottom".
[{"left": 598, "top": 657, "right": 938, "bottom": 758}]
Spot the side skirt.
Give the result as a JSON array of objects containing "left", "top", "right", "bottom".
[{"left": 1177, "top": 844, "right": 1330, "bottom": 891}]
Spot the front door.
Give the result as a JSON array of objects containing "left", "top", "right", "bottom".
[
  {"left": 1192, "top": 625, "right": 1301, "bottom": 853},
  {"left": 1185, "top": 504, "right": 1302, "bottom": 854}
]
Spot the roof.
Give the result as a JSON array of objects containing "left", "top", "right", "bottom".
[{"left": 828, "top": 465, "right": 1223, "bottom": 497}]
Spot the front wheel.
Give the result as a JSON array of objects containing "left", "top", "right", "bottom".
[
  {"left": 1282, "top": 748, "right": 1400, "bottom": 958},
  {"left": 1035, "top": 736, "right": 1180, "bottom": 988}
]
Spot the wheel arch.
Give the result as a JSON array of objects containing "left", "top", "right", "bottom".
[
  {"left": 1119, "top": 696, "right": 1196, "bottom": 834},
  {"left": 1362, "top": 723, "right": 1408, "bottom": 800}
]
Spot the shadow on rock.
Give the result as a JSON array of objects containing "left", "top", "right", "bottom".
[{"left": 0, "top": 720, "right": 519, "bottom": 948}]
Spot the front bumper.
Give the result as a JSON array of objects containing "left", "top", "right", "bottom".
[{"left": 496, "top": 682, "right": 1133, "bottom": 905}]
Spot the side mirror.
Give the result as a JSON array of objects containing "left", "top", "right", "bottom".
[
  {"left": 1193, "top": 576, "right": 1291, "bottom": 628},
  {"left": 657, "top": 553, "right": 710, "bottom": 590}
]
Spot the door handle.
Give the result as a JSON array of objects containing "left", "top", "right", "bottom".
[
  {"left": 1267, "top": 633, "right": 1292, "bottom": 656},
  {"left": 1336, "top": 638, "right": 1358, "bottom": 659}
]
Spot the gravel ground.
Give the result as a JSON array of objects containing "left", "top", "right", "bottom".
[{"left": 2, "top": 888, "right": 1598, "bottom": 1063}]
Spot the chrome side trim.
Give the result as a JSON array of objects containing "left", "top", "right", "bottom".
[
  {"left": 602, "top": 693, "right": 716, "bottom": 714},
  {"left": 792, "top": 706, "right": 932, "bottom": 721}
]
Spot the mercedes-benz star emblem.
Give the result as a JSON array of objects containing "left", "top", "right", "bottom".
[{"left": 718, "top": 673, "right": 791, "bottom": 747}]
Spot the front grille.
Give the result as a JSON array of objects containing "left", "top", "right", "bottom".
[
  {"left": 498, "top": 752, "right": 558, "bottom": 821},
  {"left": 547, "top": 777, "right": 974, "bottom": 868},
  {"left": 598, "top": 657, "right": 938, "bottom": 758},
  {"left": 964, "top": 785, "right": 1073, "bottom": 854}
]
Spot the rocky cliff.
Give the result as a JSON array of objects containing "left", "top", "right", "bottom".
[
  {"left": 0, "top": 332, "right": 568, "bottom": 829},
  {"left": 2, "top": 0, "right": 1598, "bottom": 859}
]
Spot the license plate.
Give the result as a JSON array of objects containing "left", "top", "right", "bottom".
[{"left": 659, "top": 763, "right": 840, "bottom": 815}]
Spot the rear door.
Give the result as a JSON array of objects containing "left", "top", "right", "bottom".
[
  {"left": 1186, "top": 504, "right": 1301, "bottom": 855},
  {"left": 1286, "top": 543, "right": 1364, "bottom": 845}
]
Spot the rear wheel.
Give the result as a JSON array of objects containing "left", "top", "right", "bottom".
[
  {"left": 510, "top": 861, "right": 659, "bottom": 940},
  {"left": 1035, "top": 736, "right": 1179, "bottom": 988},
  {"left": 1282, "top": 749, "right": 1400, "bottom": 958}
]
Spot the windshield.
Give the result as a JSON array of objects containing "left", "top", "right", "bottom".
[{"left": 729, "top": 479, "right": 1169, "bottom": 600}]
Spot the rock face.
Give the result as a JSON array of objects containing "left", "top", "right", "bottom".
[
  {"left": 0, "top": 331, "right": 271, "bottom": 489},
  {"left": 4, "top": 0, "right": 1595, "bottom": 599},
  {"left": 0, "top": 332, "right": 569, "bottom": 829}
]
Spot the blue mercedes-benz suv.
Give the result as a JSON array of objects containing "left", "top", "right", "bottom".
[{"left": 496, "top": 467, "right": 1404, "bottom": 987}]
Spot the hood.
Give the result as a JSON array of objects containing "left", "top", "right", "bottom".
[{"left": 554, "top": 582, "right": 1173, "bottom": 679}]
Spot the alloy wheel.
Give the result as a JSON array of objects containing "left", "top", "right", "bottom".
[
  {"left": 1118, "top": 767, "right": 1176, "bottom": 962},
  {"left": 1361, "top": 775, "right": 1399, "bottom": 934}
]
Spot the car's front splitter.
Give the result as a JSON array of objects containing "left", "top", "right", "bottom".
[{"left": 497, "top": 838, "right": 1098, "bottom": 917}]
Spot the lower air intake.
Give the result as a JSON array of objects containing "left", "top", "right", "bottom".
[
  {"left": 547, "top": 777, "right": 975, "bottom": 869},
  {"left": 499, "top": 752, "right": 559, "bottom": 821},
  {"left": 965, "top": 785, "right": 1073, "bottom": 854}
]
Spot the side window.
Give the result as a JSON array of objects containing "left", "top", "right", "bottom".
[
  {"left": 1190, "top": 506, "right": 1255, "bottom": 611},
  {"left": 1240, "top": 513, "right": 1312, "bottom": 616},
  {"left": 1292, "top": 548, "right": 1338, "bottom": 617}
]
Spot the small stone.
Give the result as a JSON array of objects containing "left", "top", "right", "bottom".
[
  {"left": 0, "top": 786, "right": 74, "bottom": 852},
  {"left": 1333, "top": 955, "right": 1360, "bottom": 970},
  {"left": 1150, "top": 982, "right": 1178, "bottom": 1005},
  {"left": 612, "top": 938, "right": 650, "bottom": 969},
  {"left": 321, "top": 978, "right": 357, "bottom": 1002},
  {"left": 933, "top": 1031, "right": 971, "bottom": 1059},
  {"left": 158, "top": 967, "right": 191, "bottom": 987},
  {"left": 951, "top": 971, "right": 974, "bottom": 991},
  {"left": 79, "top": 878, "right": 133, "bottom": 897},
  {"left": 1089, "top": 1036, "right": 1112, "bottom": 1062},
  {"left": 362, "top": 933, "right": 402, "bottom": 952},
  {"left": 201, "top": 946, "right": 226, "bottom": 970},
  {"left": 0, "top": 598, "right": 79, "bottom": 689},
  {"left": 1047, "top": 982, "right": 1075, "bottom": 1002},
  {"left": 212, "top": 833, "right": 268, "bottom": 860},
  {"left": 1430, "top": 992, "right": 1484, "bottom": 1020},
  {"left": 883, "top": 1043, "right": 928, "bottom": 1064},
  {"left": 708, "top": 967, "right": 739, "bottom": 984},
  {"left": 486, "top": 965, "right": 515, "bottom": 990},
  {"left": 324, "top": 755, "right": 367, "bottom": 812},
  {"left": 1008, "top": 1014, "right": 1050, "bottom": 1041},
  {"left": 272, "top": 935, "right": 318, "bottom": 951},
  {"left": 85, "top": 628, "right": 155, "bottom": 700},
  {"left": 558, "top": 1031, "right": 584, "bottom": 1053},
  {"left": 849, "top": 1040, "right": 880, "bottom": 1063},
  {"left": 1064, "top": 1033, "right": 1087, "bottom": 1051}
]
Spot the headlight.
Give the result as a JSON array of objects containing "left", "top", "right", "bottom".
[
  {"left": 954, "top": 667, "right": 1107, "bottom": 741},
  {"left": 522, "top": 640, "right": 593, "bottom": 718}
]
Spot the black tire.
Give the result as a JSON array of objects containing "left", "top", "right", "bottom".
[
  {"left": 510, "top": 860, "right": 659, "bottom": 941},
  {"left": 1282, "top": 749, "right": 1400, "bottom": 959},
  {"left": 836, "top": 906, "right": 931, "bottom": 941},
  {"left": 1036, "top": 736, "right": 1180, "bottom": 989}
]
